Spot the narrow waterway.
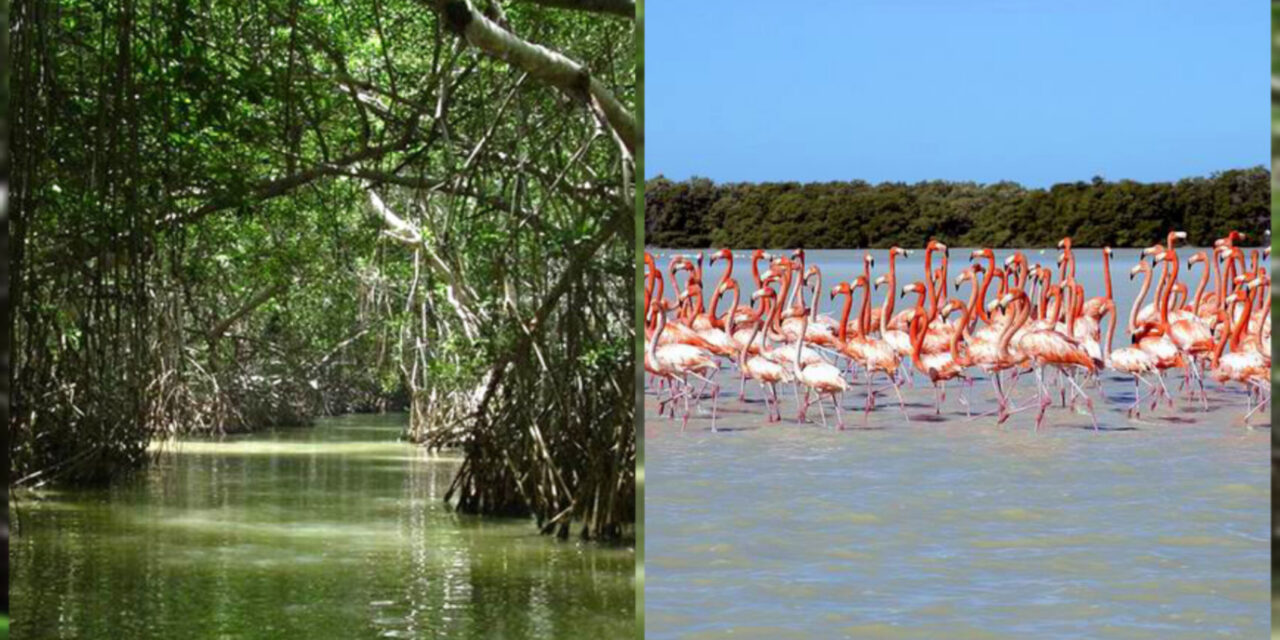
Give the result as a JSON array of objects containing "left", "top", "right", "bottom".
[{"left": 11, "top": 413, "right": 635, "bottom": 638}]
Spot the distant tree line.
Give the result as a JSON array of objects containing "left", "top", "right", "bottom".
[{"left": 645, "top": 167, "right": 1269, "bottom": 248}]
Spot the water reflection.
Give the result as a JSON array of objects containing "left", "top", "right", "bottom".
[{"left": 12, "top": 414, "right": 634, "bottom": 638}]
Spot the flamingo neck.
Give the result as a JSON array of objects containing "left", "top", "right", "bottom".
[
  {"left": 909, "top": 313, "right": 927, "bottom": 372},
  {"left": 977, "top": 255, "right": 995, "bottom": 324},
  {"left": 836, "top": 290, "right": 854, "bottom": 343},
  {"left": 1102, "top": 250, "right": 1112, "bottom": 301},
  {"left": 1159, "top": 252, "right": 1178, "bottom": 329},
  {"left": 1191, "top": 256, "right": 1208, "bottom": 313},
  {"left": 1130, "top": 267, "right": 1151, "bottom": 334},
  {"left": 648, "top": 306, "right": 666, "bottom": 355},
  {"left": 860, "top": 281, "right": 873, "bottom": 336},
  {"left": 1230, "top": 291, "right": 1253, "bottom": 351},
  {"left": 809, "top": 269, "right": 823, "bottom": 322},
  {"left": 740, "top": 298, "right": 767, "bottom": 368},
  {"left": 722, "top": 285, "right": 740, "bottom": 334}
]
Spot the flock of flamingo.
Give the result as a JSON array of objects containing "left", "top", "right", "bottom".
[{"left": 644, "top": 231, "right": 1270, "bottom": 431}]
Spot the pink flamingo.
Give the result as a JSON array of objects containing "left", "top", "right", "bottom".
[
  {"left": 645, "top": 299, "right": 720, "bottom": 432},
  {"left": 738, "top": 287, "right": 792, "bottom": 423},
  {"left": 783, "top": 306, "right": 849, "bottom": 429}
]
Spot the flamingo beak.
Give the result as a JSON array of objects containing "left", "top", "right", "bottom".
[
  {"left": 1174, "top": 231, "right": 1187, "bottom": 240},
  {"left": 1003, "top": 255, "right": 1016, "bottom": 266}
]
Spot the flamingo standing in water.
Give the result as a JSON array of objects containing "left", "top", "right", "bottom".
[
  {"left": 832, "top": 278, "right": 907, "bottom": 423},
  {"left": 1013, "top": 282, "right": 1101, "bottom": 431},
  {"left": 1131, "top": 255, "right": 1184, "bottom": 408},
  {"left": 738, "top": 287, "right": 791, "bottom": 422},
  {"left": 783, "top": 306, "right": 848, "bottom": 429},
  {"left": 645, "top": 299, "right": 720, "bottom": 432},
  {"left": 1209, "top": 284, "right": 1269, "bottom": 422}
]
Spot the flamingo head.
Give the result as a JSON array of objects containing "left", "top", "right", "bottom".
[
  {"left": 1102, "top": 246, "right": 1113, "bottom": 257},
  {"left": 864, "top": 254, "right": 875, "bottom": 270},
  {"left": 709, "top": 248, "right": 732, "bottom": 264},
  {"left": 940, "top": 299, "right": 966, "bottom": 318},
  {"left": 1187, "top": 251, "right": 1206, "bottom": 268},
  {"left": 751, "top": 286, "right": 776, "bottom": 302},
  {"left": 873, "top": 274, "right": 888, "bottom": 290},
  {"left": 1056, "top": 237, "right": 1072, "bottom": 249},
  {"left": 900, "top": 282, "right": 927, "bottom": 299},
  {"left": 970, "top": 248, "right": 993, "bottom": 261},
  {"left": 953, "top": 270, "right": 972, "bottom": 290},
  {"left": 1168, "top": 230, "right": 1187, "bottom": 246},
  {"left": 780, "top": 306, "right": 806, "bottom": 320},
  {"left": 1128, "top": 262, "right": 1148, "bottom": 280},
  {"left": 717, "top": 279, "right": 737, "bottom": 295},
  {"left": 830, "top": 281, "right": 852, "bottom": 300}
]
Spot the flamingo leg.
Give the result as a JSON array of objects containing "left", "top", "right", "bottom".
[
  {"left": 1244, "top": 384, "right": 1270, "bottom": 424},
  {"left": 769, "top": 382, "right": 781, "bottom": 422},
  {"left": 1154, "top": 372, "right": 1173, "bottom": 409},
  {"left": 1033, "top": 367, "right": 1051, "bottom": 432},
  {"left": 1063, "top": 372, "right": 1098, "bottom": 431},
  {"left": 833, "top": 392, "right": 845, "bottom": 430},
  {"left": 798, "top": 388, "right": 811, "bottom": 424},
  {"left": 864, "top": 370, "right": 874, "bottom": 426},
  {"left": 816, "top": 391, "right": 829, "bottom": 428},
  {"left": 888, "top": 372, "right": 909, "bottom": 422}
]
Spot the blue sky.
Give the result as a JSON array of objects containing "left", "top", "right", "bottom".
[{"left": 645, "top": 1, "right": 1267, "bottom": 186}]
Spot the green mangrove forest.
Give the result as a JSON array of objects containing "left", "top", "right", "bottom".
[
  {"left": 11, "top": 0, "right": 635, "bottom": 543},
  {"left": 645, "top": 168, "right": 1269, "bottom": 249}
]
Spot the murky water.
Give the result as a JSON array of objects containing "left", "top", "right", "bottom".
[
  {"left": 11, "top": 414, "right": 635, "bottom": 639},
  {"left": 645, "top": 247, "right": 1269, "bottom": 639}
]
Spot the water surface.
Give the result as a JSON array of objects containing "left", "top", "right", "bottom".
[
  {"left": 645, "top": 247, "right": 1269, "bottom": 639},
  {"left": 12, "top": 413, "right": 635, "bottom": 638}
]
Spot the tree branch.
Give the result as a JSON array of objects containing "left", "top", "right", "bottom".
[
  {"left": 436, "top": 0, "right": 636, "bottom": 154},
  {"left": 207, "top": 281, "right": 289, "bottom": 342},
  {"left": 516, "top": 0, "right": 634, "bottom": 20}
]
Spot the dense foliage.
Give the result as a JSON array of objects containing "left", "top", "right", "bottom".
[
  {"left": 645, "top": 169, "right": 1268, "bottom": 249},
  {"left": 11, "top": 0, "right": 635, "bottom": 540}
]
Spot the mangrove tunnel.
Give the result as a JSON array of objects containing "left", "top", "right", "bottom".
[{"left": 10, "top": 0, "right": 636, "bottom": 542}]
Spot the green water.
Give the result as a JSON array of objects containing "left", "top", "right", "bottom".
[{"left": 10, "top": 414, "right": 635, "bottom": 638}]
